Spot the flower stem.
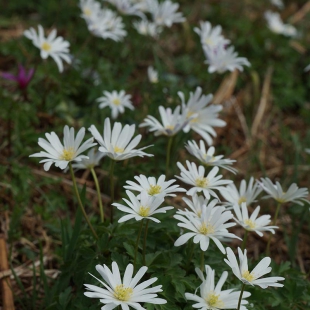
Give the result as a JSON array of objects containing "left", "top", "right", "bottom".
[
  {"left": 69, "top": 163, "right": 98, "bottom": 240},
  {"left": 134, "top": 219, "right": 144, "bottom": 268},
  {"left": 200, "top": 250, "right": 204, "bottom": 271},
  {"left": 241, "top": 230, "right": 248, "bottom": 252},
  {"left": 165, "top": 136, "right": 173, "bottom": 176},
  {"left": 90, "top": 167, "right": 104, "bottom": 223},
  {"left": 266, "top": 202, "right": 282, "bottom": 255},
  {"left": 109, "top": 159, "right": 116, "bottom": 223},
  {"left": 143, "top": 219, "right": 149, "bottom": 266},
  {"left": 237, "top": 283, "right": 245, "bottom": 310}
]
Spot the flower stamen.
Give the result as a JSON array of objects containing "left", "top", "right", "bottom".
[
  {"left": 139, "top": 206, "right": 150, "bottom": 217},
  {"left": 114, "top": 146, "right": 124, "bottom": 153},
  {"left": 41, "top": 42, "right": 52, "bottom": 52},
  {"left": 114, "top": 284, "right": 133, "bottom": 301},
  {"left": 238, "top": 196, "right": 247, "bottom": 205},
  {"left": 112, "top": 98, "right": 121, "bottom": 106},
  {"left": 199, "top": 223, "right": 215, "bottom": 235},
  {"left": 195, "top": 177, "right": 208, "bottom": 188},
  {"left": 148, "top": 185, "right": 162, "bottom": 195},
  {"left": 206, "top": 292, "right": 224, "bottom": 307},
  {"left": 60, "top": 147, "right": 75, "bottom": 161},
  {"left": 242, "top": 270, "right": 255, "bottom": 282},
  {"left": 244, "top": 219, "right": 256, "bottom": 230}
]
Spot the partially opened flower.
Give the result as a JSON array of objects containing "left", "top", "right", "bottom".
[
  {"left": 147, "top": 66, "right": 159, "bottom": 83},
  {"left": 113, "top": 190, "right": 173, "bottom": 223},
  {"left": 133, "top": 20, "right": 162, "bottom": 38},
  {"left": 1, "top": 64, "right": 35, "bottom": 90},
  {"left": 71, "top": 148, "right": 105, "bottom": 170},
  {"left": 24, "top": 25, "right": 71, "bottom": 72},
  {"left": 89, "top": 118, "right": 153, "bottom": 161},
  {"left": 264, "top": 11, "right": 297, "bottom": 37},
  {"left": 30, "top": 126, "right": 96, "bottom": 171},
  {"left": 84, "top": 261, "right": 166, "bottom": 308},
  {"left": 185, "top": 265, "right": 251, "bottom": 310},
  {"left": 224, "top": 247, "right": 285, "bottom": 288}
]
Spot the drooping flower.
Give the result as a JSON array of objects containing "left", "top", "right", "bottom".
[
  {"left": 185, "top": 265, "right": 251, "bottom": 310},
  {"left": 71, "top": 148, "right": 105, "bottom": 170},
  {"left": 113, "top": 190, "right": 173, "bottom": 223},
  {"left": 24, "top": 25, "right": 71, "bottom": 72},
  {"left": 1, "top": 64, "right": 35, "bottom": 90},
  {"left": 89, "top": 118, "right": 153, "bottom": 161},
  {"left": 30, "top": 126, "right": 96, "bottom": 171},
  {"left": 97, "top": 90, "right": 134, "bottom": 119},
  {"left": 264, "top": 11, "right": 297, "bottom": 37},
  {"left": 147, "top": 66, "right": 159, "bottom": 83},
  {"left": 224, "top": 247, "right": 285, "bottom": 288},
  {"left": 133, "top": 20, "right": 162, "bottom": 38},
  {"left": 84, "top": 261, "right": 167, "bottom": 308}
]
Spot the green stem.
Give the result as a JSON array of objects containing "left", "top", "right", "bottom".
[
  {"left": 186, "top": 242, "right": 194, "bottom": 272},
  {"left": 241, "top": 230, "right": 248, "bottom": 252},
  {"left": 90, "top": 167, "right": 104, "bottom": 223},
  {"left": 166, "top": 136, "right": 173, "bottom": 176},
  {"left": 69, "top": 163, "right": 98, "bottom": 240},
  {"left": 143, "top": 219, "right": 149, "bottom": 266},
  {"left": 200, "top": 250, "right": 204, "bottom": 271},
  {"left": 109, "top": 159, "right": 116, "bottom": 223},
  {"left": 266, "top": 202, "right": 282, "bottom": 255},
  {"left": 134, "top": 219, "right": 144, "bottom": 268},
  {"left": 237, "top": 283, "right": 245, "bottom": 310}
]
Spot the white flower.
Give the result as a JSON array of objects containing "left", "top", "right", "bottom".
[
  {"left": 185, "top": 265, "right": 251, "bottom": 310},
  {"left": 264, "top": 11, "right": 297, "bottom": 37},
  {"left": 147, "top": 66, "right": 159, "bottom": 83},
  {"left": 97, "top": 90, "right": 134, "bottom": 119},
  {"left": 124, "top": 174, "right": 186, "bottom": 197},
  {"left": 306, "top": 148, "right": 310, "bottom": 153},
  {"left": 194, "top": 21, "right": 230, "bottom": 49},
  {"left": 304, "top": 64, "right": 310, "bottom": 72},
  {"left": 140, "top": 105, "right": 189, "bottom": 137},
  {"left": 30, "top": 126, "right": 96, "bottom": 171},
  {"left": 80, "top": 0, "right": 101, "bottom": 20},
  {"left": 179, "top": 194, "right": 211, "bottom": 217},
  {"left": 176, "top": 161, "right": 232, "bottom": 199},
  {"left": 113, "top": 190, "right": 173, "bottom": 223},
  {"left": 131, "top": 0, "right": 149, "bottom": 12},
  {"left": 233, "top": 203, "right": 278, "bottom": 237},
  {"left": 24, "top": 25, "right": 71, "bottom": 72},
  {"left": 224, "top": 247, "right": 285, "bottom": 288},
  {"left": 174, "top": 203, "right": 239, "bottom": 253},
  {"left": 221, "top": 177, "right": 262, "bottom": 208},
  {"left": 133, "top": 20, "right": 162, "bottom": 38},
  {"left": 89, "top": 118, "right": 153, "bottom": 161},
  {"left": 270, "top": 0, "right": 284, "bottom": 9},
  {"left": 185, "top": 140, "right": 237, "bottom": 174},
  {"left": 105, "top": 0, "right": 145, "bottom": 17},
  {"left": 258, "top": 178, "right": 309, "bottom": 205},
  {"left": 84, "top": 261, "right": 166, "bottom": 308},
  {"left": 71, "top": 148, "right": 105, "bottom": 170}
]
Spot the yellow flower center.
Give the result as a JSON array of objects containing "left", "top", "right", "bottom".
[
  {"left": 195, "top": 177, "right": 208, "bottom": 188},
  {"left": 206, "top": 292, "right": 224, "bottom": 308},
  {"left": 60, "top": 148, "right": 75, "bottom": 161},
  {"left": 114, "top": 146, "right": 124, "bottom": 153},
  {"left": 205, "top": 38, "right": 214, "bottom": 46},
  {"left": 242, "top": 270, "right": 255, "bottom": 282},
  {"left": 114, "top": 284, "right": 133, "bottom": 301},
  {"left": 41, "top": 42, "right": 52, "bottom": 52},
  {"left": 197, "top": 210, "right": 202, "bottom": 217},
  {"left": 165, "top": 125, "right": 175, "bottom": 131},
  {"left": 83, "top": 8, "right": 92, "bottom": 16},
  {"left": 199, "top": 223, "right": 215, "bottom": 235},
  {"left": 147, "top": 185, "right": 162, "bottom": 195},
  {"left": 112, "top": 98, "right": 121, "bottom": 106},
  {"left": 139, "top": 206, "right": 150, "bottom": 217},
  {"left": 238, "top": 196, "right": 247, "bottom": 205},
  {"left": 244, "top": 219, "right": 256, "bottom": 230}
]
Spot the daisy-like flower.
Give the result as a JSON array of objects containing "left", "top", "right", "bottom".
[
  {"left": 80, "top": 0, "right": 101, "bottom": 20},
  {"left": 71, "top": 148, "right": 105, "bottom": 170},
  {"left": 203, "top": 44, "right": 250, "bottom": 74},
  {"left": 147, "top": 66, "right": 159, "bottom": 83},
  {"left": 113, "top": 190, "right": 173, "bottom": 223},
  {"left": 185, "top": 265, "right": 251, "bottom": 310},
  {"left": 105, "top": 0, "right": 145, "bottom": 17},
  {"left": 221, "top": 177, "right": 262, "bottom": 208},
  {"left": 124, "top": 174, "right": 186, "bottom": 197},
  {"left": 89, "top": 118, "right": 153, "bottom": 161},
  {"left": 24, "top": 25, "right": 71, "bottom": 73},
  {"left": 179, "top": 194, "right": 211, "bottom": 217},
  {"left": 140, "top": 105, "right": 189, "bottom": 137},
  {"left": 305, "top": 64, "right": 310, "bottom": 72},
  {"left": 185, "top": 140, "right": 237, "bottom": 174},
  {"left": 174, "top": 203, "right": 239, "bottom": 253},
  {"left": 84, "top": 261, "right": 166, "bottom": 309},
  {"left": 258, "top": 178, "right": 309, "bottom": 205},
  {"left": 133, "top": 20, "right": 162, "bottom": 38},
  {"left": 194, "top": 21, "right": 230, "bottom": 49},
  {"left": 30, "top": 126, "right": 96, "bottom": 171},
  {"left": 97, "top": 90, "right": 134, "bottom": 119},
  {"left": 176, "top": 161, "right": 232, "bottom": 199},
  {"left": 233, "top": 203, "right": 278, "bottom": 237},
  {"left": 224, "top": 247, "right": 285, "bottom": 288},
  {"left": 270, "top": 0, "right": 284, "bottom": 9},
  {"left": 264, "top": 11, "right": 297, "bottom": 37}
]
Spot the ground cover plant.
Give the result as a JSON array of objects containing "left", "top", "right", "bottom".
[{"left": 1, "top": 0, "right": 310, "bottom": 309}]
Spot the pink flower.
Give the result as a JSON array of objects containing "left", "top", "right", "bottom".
[{"left": 1, "top": 64, "right": 35, "bottom": 90}]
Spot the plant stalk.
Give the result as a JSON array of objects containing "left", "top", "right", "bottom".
[
  {"left": 241, "top": 230, "right": 248, "bottom": 252},
  {"left": 143, "top": 219, "right": 149, "bottom": 266},
  {"left": 90, "top": 167, "right": 104, "bottom": 223},
  {"left": 134, "top": 219, "right": 144, "bottom": 268},
  {"left": 109, "top": 159, "right": 116, "bottom": 223},
  {"left": 166, "top": 136, "right": 173, "bottom": 175},
  {"left": 237, "top": 283, "right": 246, "bottom": 310},
  {"left": 266, "top": 202, "right": 282, "bottom": 255}
]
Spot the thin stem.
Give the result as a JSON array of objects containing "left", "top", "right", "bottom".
[
  {"left": 266, "top": 202, "right": 282, "bottom": 255},
  {"left": 143, "top": 219, "right": 149, "bottom": 266},
  {"left": 237, "top": 283, "right": 246, "bottom": 310},
  {"left": 90, "top": 167, "right": 104, "bottom": 223},
  {"left": 241, "top": 230, "right": 248, "bottom": 252},
  {"left": 109, "top": 159, "right": 116, "bottom": 223},
  {"left": 200, "top": 250, "right": 204, "bottom": 271},
  {"left": 69, "top": 163, "right": 98, "bottom": 240},
  {"left": 186, "top": 242, "right": 194, "bottom": 272},
  {"left": 134, "top": 219, "right": 144, "bottom": 268},
  {"left": 165, "top": 136, "right": 173, "bottom": 176}
]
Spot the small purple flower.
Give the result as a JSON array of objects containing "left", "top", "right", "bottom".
[{"left": 1, "top": 64, "right": 35, "bottom": 90}]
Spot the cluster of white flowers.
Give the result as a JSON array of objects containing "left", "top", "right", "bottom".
[{"left": 264, "top": 11, "right": 297, "bottom": 37}]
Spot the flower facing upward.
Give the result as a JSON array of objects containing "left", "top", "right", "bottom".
[
  {"left": 185, "top": 265, "right": 251, "bottom": 310},
  {"left": 1, "top": 64, "right": 35, "bottom": 90},
  {"left": 84, "top": 262, "right": 166, "bottom": 309},
  {"left": 80, "top": 0, "right": 101, "bottom": 20},
  {"left": 71, "top": 148, "right": 105, "bottom": 170},
  {"left": 233, "top": 203, "right": 278, "bottom": 237},
  {"left": 258, "top": 178, "right": 309, "bottom": 205},
  {"left": 113, "top": 190, "right": 173, "bottom": 223},
  {"left": 224, "top": 247, "right": 285, "bottom": 288},
  {"left": 24, "top": 25, "right": 71, "bottom": 72},
  {"left": 97, "top": 90, "right": 134, "bottom": 119},
  {"left": 30, "top": 126, "right": 96, "bottom": 171},
  {"left": 89, "top": 118, "right": 153, "bottom": 161},
  {"left": 124, "top": 174, "right": 186, "bottom": 197}
]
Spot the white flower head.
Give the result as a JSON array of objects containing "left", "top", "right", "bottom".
[
  {"left": 224, "top": 247, "right": 285, "bottom": 288},
  {"left": 133, "top": 20, "right": 162, "bottom": 38},
  {"left": 147, "top": 66, "right": 159, "bottom": 83},
  {"left": 203, "top": 44, "right": 250, "bottom": 74},
  {"left": 71, "top": 148, "right": 105, "bottom": 170},
  {"left": 89, "top": 118, "right": 153, "bottom": 161},
  {"left": 185, "top": 140, "right": 237, "bottom": 174},
  {"left": 113, "top": 190, "right": 173, "bottom": 223},
  {"left": 258, "top": 178, "right": 309, "bottom": 205},
  {"left": 176, "top": 161, "right": 232, "bottom": 199},
  {"left": 305, "top": 64, "right": 310, "bottom": 72},
  {"left": 24, "top": 25, "right": 71, "bottom": 72},
  {"left": 264, "top": 11, "right": 297, "bottom": 37},
  {"left": 97, "top": 90, "right": 134, "bottom": 119},
  {"left": 174, "top": 203, "right": 240, "bottom": 253},
  {"left": 270, "top": 0, "right": 284, "bottom": 9},
  {"left": 30, "top": 126, "right": 96, "bottom": 171},
  {"left": 179, "top": 194, "right": 211, "bottom": 218},
  {"left": 84, "top": 261, "right": 167, "bottom": 308},
  {"left": 80, "top": 0, "right": 101, "bottom": 20},
  {"left": 185, "top": 265, "right": 251, "bottom": 310},
  {"left": 233, "top": 203, "right": 278, "bottom": 237},
  {"left": 105, "top": 0, "right": 145, "bottom": 17}
]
